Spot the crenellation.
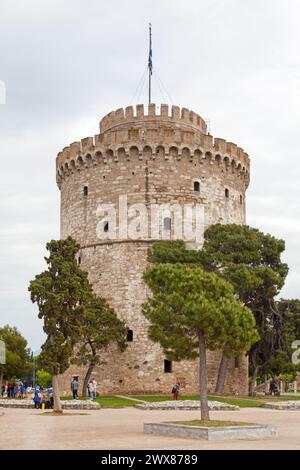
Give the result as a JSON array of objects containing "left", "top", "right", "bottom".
[
  {"left": 136, "top": 103, "right": 144, "bottom": 118},
  {"left": 70, "top": 142, "right": 80, "bottom": 157},
  {"left": 214, "top": 138, "right": 227, "bottom": 153},
  {"left": 203, "top": 134, "right": 213, "bottom": 148},
  {"left": 171, "top": 105, "right": 180, "bottom": 119},
  {"left": 161, "top": 103, "right": 168, "bottom": 118},
  {"left": 81, "top": 136, "right": 94, "bottom": 153}
]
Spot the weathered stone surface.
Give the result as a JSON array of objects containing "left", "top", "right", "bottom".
[
  {"left": 0, "top": 399, "right": 100, "bottom": 410},
  {"left": 56, "top": 103, "right": 250, "bottom": 396},
  {"left": 144, "top": 422, "right": 278, "bottom": 441},
  {"left": 264, "top": 401, "right": 300, "bottom": 410},
  {"left": 135, "top": 400, "right": 239, "bottom": 411}
]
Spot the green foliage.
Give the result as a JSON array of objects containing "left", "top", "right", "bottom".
[
  {"left": 28, "top": 237, "right": 94, "bottom": 375},
  {"left": 149, "top": 240, "right": 201, "bottom": 265},
  {"left": 143, "top": 264, "right": 258, "bottom": 361},
  {"left": 148, "top": 224, "right": 290, "bottom": 382},
  {"left": 36, "top": 369, "right": 52, "bottom": 388},
  {"left": 0, "top": 325, "right": 31, "bottom": 380},
  {"left": 72, "top": 295, "right": 127, "bottom": 368}
]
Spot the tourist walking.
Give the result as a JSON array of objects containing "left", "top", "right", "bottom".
[{"left": 71, "top": 378, "right": 79, "bottom": 399}]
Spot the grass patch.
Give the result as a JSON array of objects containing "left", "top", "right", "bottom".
[{"left": 169, "top": 420, "right": 256, "bottom": 427}]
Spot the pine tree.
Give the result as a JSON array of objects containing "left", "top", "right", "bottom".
[
  {"left": 28, "top": 237, "right": 93, "bottom": 411},
  {"left": 143, "top": 264, "right": 258, "bottom": 420}
]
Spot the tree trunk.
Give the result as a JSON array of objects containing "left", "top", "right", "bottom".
[
  {"left": 199, "top": 331, "right": 210, "bottom": 421},
  {"left": 52, "top": 374, "right": 62, "bottom": 412},
  {"left": 249, "top": 365, "right": 259, "bottom": 396},
  {"left": 82, "top": 364, "right": 94, "bottom": 397},
  {"left": 215, "top": 353, "right": 228, "bottom": 394}
]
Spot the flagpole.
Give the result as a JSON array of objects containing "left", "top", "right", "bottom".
[{"left": 148, "top": 23, "right": 152, "bottom": 105}]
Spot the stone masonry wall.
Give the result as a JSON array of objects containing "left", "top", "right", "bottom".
[{"left": 56, "top": 103, "right": 250, "bottom": 396}]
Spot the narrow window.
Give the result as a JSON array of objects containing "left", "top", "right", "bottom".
[
  {"left": 225, "top": 188, "right": 229, "bottom": 198},
  {"left": 83, "top": 186, "right": 88, "bottom": 196},
  {"left": 164, "top": 360, "right": 172, "bottom": 373},
  {"left": 163, "top": 217, "right": 171, "bottom": 231},
  {"left": 240, "top": 195, "right": 243, "bottom": 205},
  {"left": 78, "top": 257, "right": 81, "bottom": 265},
  {"left": 127, "top": 330, "right": 133, "bottom": 342},
  {"left": 104, "top": 222, "right": 109, "bottom": 232},
  {"left": 234, "top": 356, "right": 240, "bottom": 369},
  {"left": 194, "top": 181, "right": 200, "bottom": 192}
]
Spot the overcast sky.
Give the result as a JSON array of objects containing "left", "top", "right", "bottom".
[{"left": 0, "top": 0, "right": 299, "bottom": 351}]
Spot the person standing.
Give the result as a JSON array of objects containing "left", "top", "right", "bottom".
[
  {"left": 92, "top": 378, "right": 97, "bottom": 398},
  {"left": 71, "top": 378, "right": 79, "bottom": 399},
  {"left": 33, "top": 387, "right": 41, "bottom": 409},
  {"left": 172, "top": 383, "right": 180, "bottom": 400},
  {"left": 88, "top": 381, "right": 95, "bottom": 400},
  {"left": 19, "top": 381, "right": 25, "bottom": 399}
]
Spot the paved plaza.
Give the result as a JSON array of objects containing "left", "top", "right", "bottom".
[{"left": 0, "top": 406, "right": 300, "bottom": 450}]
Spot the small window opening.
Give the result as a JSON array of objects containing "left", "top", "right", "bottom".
[
  {"left": 83, "top": 186, "right": 88, "bottom": 196},
  {"left": 78, "top": 257, "right": 81, "bottom": 265},
  {"left": 104, "top": 222, "right": 109, "bottom": 232},
  {"left": 234, "top": 356, "right": 240, "bottom": 369},
  {"left": 164, "top": 360, "right": 172, "bottom": 373},
  {"left": 194, "top": 181, "right": 200, "bottom": 192},
  {"left": 225, "top": 188, "right": 229, "bottom": 198},
  {"left": 240, "top": 195, "right": 243, "bottom": 205},
  {"left": 127, "top": 330, "right": 133, "bottom": 342},
  {"left": 163, "top": 217, "right": 171, "bottom": 231}
]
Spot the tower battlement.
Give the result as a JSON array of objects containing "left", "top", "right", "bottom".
[
  {"left": 56, "top": 103, "right": 250, "bottom": 188},
  {"left": 99, "top": 103, "right": 207, "bottom": 133}
]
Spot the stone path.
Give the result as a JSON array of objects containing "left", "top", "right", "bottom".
[
  {"left": 0, "top": 399, "right": 100, "bottom": 410},
  {"left": 1, "top": 407, "right": 300, "bottom": 449},
  {"left": 264, "top": 401, "right": 300, "bottom": 410},
  {"left": 135, "top": 400, "right": 239, "bottom": 411}
]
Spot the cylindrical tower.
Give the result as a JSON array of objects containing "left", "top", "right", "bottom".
[{"left": 56, "top": 103, "right": 250, "bottom": 395}]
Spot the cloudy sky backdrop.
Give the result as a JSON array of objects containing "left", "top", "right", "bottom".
[{"left": 0, "top": 0, "right": 299, "bottom": 350}]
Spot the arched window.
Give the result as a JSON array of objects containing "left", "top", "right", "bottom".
[
  {"left": 104, "top": 221, "right": 109, "bottom": 232},
  {"left": 194, "top": 181, "right": 200, "bottom": 192},
  {"left": 225, "top": 188, "right": 229, "bottom": 198}
]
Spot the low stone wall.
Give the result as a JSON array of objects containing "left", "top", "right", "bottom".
[
  {"left": 0, "top": 399, "right": 100, "bottom": 410},
  {"left": 144, "top": 422, "right": 278, "bottom": 441},
  {"left": 264, "top": 401, "right": 300, "bottom": 410},
  {"left": 135, "top": 400, "right": 239, "bottom": 411}
]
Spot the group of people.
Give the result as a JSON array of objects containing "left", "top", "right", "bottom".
[
  {"left": 33, "top": 386, "right": 54, "bottom": 409},
  {"left": 71, "top": 377, "right": 97, "bottom": 400},
  {"left": 1, "top": 381, "right": 25, "bottom": 398}
]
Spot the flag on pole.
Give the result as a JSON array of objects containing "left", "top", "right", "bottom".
[{"left": 148, "top": 23, "right": 152, "bottom": 75}]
